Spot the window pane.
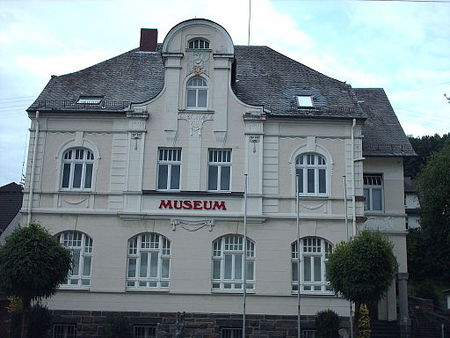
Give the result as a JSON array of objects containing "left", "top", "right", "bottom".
[
  {"left": 82, "top": 256, "right": 91, "bottom": 276},
  {"left": 198, "top": 89, "right": 207, "bottom": 107},
  {"left": 372, "top": 188, "right": 382, "bottom": 210},
  {"left": 73, "top": 164, "right": 82, "bottom": 188},
  {"left": 170, "top": 165, "right": 180, "bottom": 189},
  {"left": 235, "top": 254, "right": 242, "bottom": 279},
  {"left": 71, "top": 249, "right": 80, "bottom": 275},
  {"left": 307, "top": 169, "right": 315, "bottom": 193},
  {"left": 246, "top": 261, "right": 254, "bottom": 280},
  {"left": 62, "top": 164, "right": 71, "bottom": 188},
  {"left": 158, "top": 165, "right": 168, "bottom": 189},
  {"left": 364, "top": 188, "right": 370, "bottom": 210},
  {"left": 292, "top": 261, "right": 298, "bottom": 282},
  {"left": 140, "top": 252, "right": 148, "bottom": 277},
  {"left": 224, "top": 254, "right": 232, "bottom": 279},
  {"left": 220, "top": 166, "right": 230, "bottom": 190},
  {"left": 314, "top": 256, "right": 321, "bottom": 281},
  {"left": 162, "top": 258, "right": 169, "bottom": 278},
  {"left": 128, "top": 258, "right": 136, "bottom": 277},
  {"left": 319, "top": 169, "right": 326, "bottom": 193},
  {"left": 84, "top": 163, "right": 93, "bottom": 188},
  {"left": 208, "top": 166, "right": 218, "bottom": 190},
  {"left": 187, "top": 89, "right": 196, "bottom": 107},
  {"left": 213, "top": 260, "right": 221, "bottom": 279},
  {"left": 303, "top": 256, "right": 311, "bottom": 281},
  {"left": 296, "top": 168, "right": 303, "bottom": 193},
  {"left": 150, "top": 252, "right": 158, "bottom": 277}
]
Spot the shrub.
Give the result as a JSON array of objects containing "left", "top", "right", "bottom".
[
  {"left": 315, "top": 309, "right": 340, "bottom": 338},
  {"left": 103, "top": 314, "right": 132, "bottom": 338}
]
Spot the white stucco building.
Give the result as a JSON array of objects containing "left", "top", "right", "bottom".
[{"left": 22, "top": 19, "right": 415, "bottom": 337}]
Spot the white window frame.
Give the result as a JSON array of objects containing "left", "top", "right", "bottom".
[
  {"left": 61, "top": 148, "right": 94, "bottom": 191},
  {"left": 157, "top": 148, "right": 181, "bottom": 191},
  {"left": 364, "top": 174, "right": 384, "bottom": 212},
  {"left": 126, "top": 233, "right": 171, "bottom": 290},
  {"left": 295, "top": 153, "right": 327, "bottom": 196},
  {"left": 57, "top": 231, "right": 93, "bottom": 289},
  {"left": 188, "top": 38, "right": 210, "bottom": 49},
  {"left": 297, "top": 95, "right": 314, "bottom": 107},
  {"left": 212, "top": 235, "right": 255, "bottom": 292},
  {"left": 208, "top": 149, "right": 232, "bottom": 192},
  {"left": 53, "top": 324, "right": 77, "bottom": 338},
  {"left": 186, "top": 76, "right": 208, "bottom": 110},
  {"left": 292, "top": 237, "right": 333, "bottom": 294},
  {"left": 133, "top": 325, "right": 156, "bottom": 338}
]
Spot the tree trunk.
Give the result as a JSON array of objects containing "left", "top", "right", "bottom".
[{"left": 20, "top": 298, "right": 30, "bottom": 338}]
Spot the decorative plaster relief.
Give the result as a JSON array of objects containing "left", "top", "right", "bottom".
[
  {"left": 58, "top": 195, "right": 90, "bottom": 208},
  {"left": 249, "top": 135, "right": 260, "bottom": 153},
  {"left": 187, "top": 52, "right": 210, "bottom": 75},
  {"left": 299, "top": 200, "right": 328, "bottom": 213},
  {"left": 178, "top": 112, "right": 214, "bottom": 137},
  {"left": 171, "top": 218, "right": 214, "bottom": 232},
  {"left": 364, "top": 216, "right": 394, "bottom": 231},
  {"left": 214, "top": 130, "right": 227, "bottom": 147},
  {"left": 131, "top": 132, "right": 142, "bottom": 150}
]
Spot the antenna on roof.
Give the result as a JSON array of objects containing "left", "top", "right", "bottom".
[
  {"left": 248, "top": 0, "right": 252, "bottom": 45},
  {"left": 444, "top": 93, "right": 450, "bottom": 103}
]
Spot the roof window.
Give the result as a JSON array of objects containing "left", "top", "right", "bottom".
[
  {"left": 297, "top": 95, "right": 314, "bottom": 107},
  {"left": 188, "top": 38, "right": 210, "bottom": 49},
  {"left": 77, "top": 96, "right": 103, "bottom": 104}
]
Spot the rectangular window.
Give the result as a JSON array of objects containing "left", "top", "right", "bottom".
[
  {"left": 297, "top": 95, "right": 313, "bottom": 107},
  {"left": 133, "top": 325, "right": 156, "bottom": 338},
  {"left": 157, "top": 148, "right": 181, "bottom": 190},
  {"left": 53, "top": 324, "right": 77, "bottom": 338},
  {"left": 364, "top": 174, "right": 383, "bottom": 211},
  {"left": 221, "top": 328, "right": 242, "bottom": 338},
  {"left": 208, "top": 149, "right": 231, "bottom": 191}
]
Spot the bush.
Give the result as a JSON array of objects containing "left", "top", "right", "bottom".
[
  {"left": 315, "top": 309, "right": 340, "bottom": 338},
  {"left": 412, "top": 280, "right": 441, "bottom": 306},
  {"left": 103, "top": 314, "right": 131, "bottom": 338},
  {"left": 10, "top": 303, "right": 52, "bottom": 338}
]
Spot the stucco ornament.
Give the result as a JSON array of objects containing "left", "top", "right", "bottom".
[
  {"left": 364, "top": 216, "right": 394, "bottom": 231},
  {"left": 178, "top": 112, "right": 213, "bottom": 136},
  {"left": 188, "top": 52, "right": 210, "bottom": 75},
  {"left": 171, "top": 218, "right": 215, "bottom": 232}
]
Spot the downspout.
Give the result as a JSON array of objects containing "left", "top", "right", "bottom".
[
  {"left": 27, "top": 110, "right": 39, "bottom": 225},
  {"left": 351, "top": 118, "right": 356, "bottom": 237}
]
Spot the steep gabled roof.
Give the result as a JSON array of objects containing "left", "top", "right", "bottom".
[
  {"left": 355, "top": 88, "right": 415, "bottom": 157},
  {"left": 0, "top": 182, "right": 23, "bottom": 233},
  {"left": 26, "top": 45, "right": 414, "bottom": 156}
]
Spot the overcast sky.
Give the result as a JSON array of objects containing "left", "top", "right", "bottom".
[{"left": 0, "top": 0, "right": 449, "bottom": 186}]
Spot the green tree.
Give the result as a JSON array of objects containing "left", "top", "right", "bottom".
[
  {"left": 0, "top": 223, "right": 72, "bottom": 338},
  {"left": 404, "top": 132, "right": 450, "bottom": 178},
  {"left": 416, "top": 143, "right": 450, "bottom": 281},
  {"left": 326, "top": 231, "right": 397, "bottom": 329}
]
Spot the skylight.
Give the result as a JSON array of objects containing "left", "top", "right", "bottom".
[
  {"left": 297, "top": 95, "right": 313, "bottom": 107},
  {"left": 77, "top": 96, "right": 103, "bottom": 104}
]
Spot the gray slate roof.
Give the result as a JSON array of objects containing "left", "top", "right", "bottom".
[
  {"left": 0, "top": 182, "right": 23, "bottom": 233},
  {"left": 355, "top": 88, "right": 415, "bottom": 156},
  {"left": 27, "top": 45, "right": 414, "bottom": 156}
]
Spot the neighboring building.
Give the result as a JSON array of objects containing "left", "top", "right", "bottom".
[
  {"left": 404, "top": 177, "right": 421, "bottom": 229},
  {"left": 0, "top": 182, "right": 23, "bottom": 245},
  {"left": 22, "top": 19, "right": 415, "bottom": 337}
]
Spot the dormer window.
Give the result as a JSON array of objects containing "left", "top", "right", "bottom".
[
  {"left": 77, "top": 96, "right": 103, "bottom": 104},
  {"left": 297, "top": 95, "right": 314, "bottom": 108},
  {"left": 188, "top": 38, "right": 210, "bottom": 49}
]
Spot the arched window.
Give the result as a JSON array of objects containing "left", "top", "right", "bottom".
[
  {"left": 61, "top": 148, "right": 94, "bottom": 190},
  {"left": 291, "top": 237, "right": 332, "bottom": 293},
  {"left": 57, "top": 231, "right": 93, "bottom": 288},
  {"left": 295, "top": 153, "right": 327, "bottom": 195},
  {"left": 127, "top": 233, "right": 171, "bottom": 289},
  {"left": 212, "top": 235, "right": 255, "bottom": 291},
  {"left": 186, "top": 77, "right": 208, "bottom": 109},
  {"left": 188, "top": 38, "right": 210, "bottom": 49}
]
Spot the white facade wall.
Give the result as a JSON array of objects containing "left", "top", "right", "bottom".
[{"left": 22, "top": 19, "right": 408, "bottom": 322}]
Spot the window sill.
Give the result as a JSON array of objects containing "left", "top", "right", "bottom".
[
  {"left": 58, "top": 286, "right": 90, "bottom": 291},
  {"left": 126, "top": 288, "right": 170, "bottom": 293},
  {"left": 59, "top": 189, "right": 93, "bottom": 194},
  {"left": 212, "top": 289, "right": 256, "bottom": 294},
  {"left": 179, "top": 109, "right": 214, "bottom": 114},
  {"left": 291, "top": 291, "right": 335, "bottom": 297},
  {"left": 143, "top": 190, "right": 244, "bottom": 197}
]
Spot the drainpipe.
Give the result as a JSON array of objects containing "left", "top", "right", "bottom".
[
  {"left": 351, "top": 118, "right": 356, "bottom": 237},
  {"left": 27, "top": 110, "right": 39, "bottom": 225}
]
